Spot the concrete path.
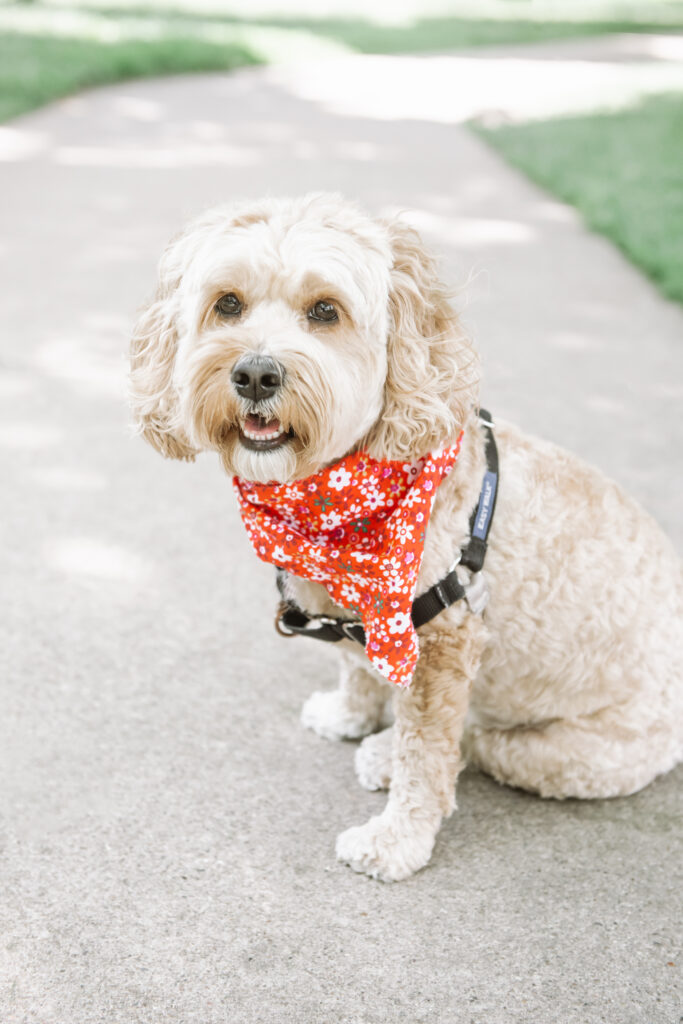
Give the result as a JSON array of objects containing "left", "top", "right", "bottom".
[{"left": 1, "top": 40, "right": 682, "bottom": 1024}]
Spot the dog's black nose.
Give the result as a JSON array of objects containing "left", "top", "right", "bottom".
[{"left": 230, "top": 355, "right": 285, "bottom": 402}]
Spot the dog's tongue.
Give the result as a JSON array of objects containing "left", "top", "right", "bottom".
[{"left": 245, "top": 413, "right": 282, "bottom": 437}]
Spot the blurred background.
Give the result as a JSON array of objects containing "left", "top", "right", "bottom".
[{"left": 1, "top": 0, "right": 682, "bottom": 301}]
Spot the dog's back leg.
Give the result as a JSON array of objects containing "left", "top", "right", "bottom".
[
  {"left": 300, "top": 648, "right": 392, "bottom": 741},
  {"left": 355, "top": 726, "right": 394, "bottom": 790},
  {"left": 462, "top": 698, "right": 683, "bottom": 799}
]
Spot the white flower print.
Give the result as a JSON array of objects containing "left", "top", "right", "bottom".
[
  {"left": 328, "top": 467, "right": 352, "bottom": 491},
  {"left": 363, "top": 487, "right": 386, "bottom": 511},
  {"left": 402, "top": 459, "right": 424, "bottom": 479},
  {"left": 403, "top": 487, "right": 424, "bottom": 509},
  {"left": 271, "top": 545, "right": 290, "bottom": 563},
  {"left": 283, "top": 484, "right": 303, "bottom": 501},
  {"left": 320, "top": 511, "right": 343, "bottom": 530},
  {"left": 395, "top": 522, "right": 415, "bottom": 544},
  {"left": 371, "top": 656, "right": 392, "bottom": 677},
  {"left": 340, "top": 583, "right": 361, "bottom": 605},
  {"left": 351, "top": 551, "right": 374, "bottom": 562},
  {"left": 387, "top": 611, "right": 411, "bottom": 635}
]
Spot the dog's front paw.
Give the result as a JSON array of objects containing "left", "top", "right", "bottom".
[
  {"left": 355, "top": 728, "right": 393, "bottom": 790},
  {"left": 301, "top": 689, "right": 381, "bottom": 741},
  {"left": 336, "top": 810, "right": 436, "bottom": 882}
]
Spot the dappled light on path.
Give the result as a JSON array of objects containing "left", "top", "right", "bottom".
[
  {"left": 0, "top": 370, "right": 35, "bottom": 400},
  {"left": 266, "top": 47, "right": 683, "bottom": 124},
  {"left": 33, "top": 335, "right": 126, "bottom": 400},
  {"left": 28, "top": 467, "right": 109, "bottom": 492},
  {"left": 0, "top": 126, "right": 48, "bottom": 161},
  {"left": 387, "top": 207, "right": 536, "bottom": 247},
  {"left": 0, "top": 421, "right": 66, "bottom": 449},
  {"left": 54, "top": 140, "right": 262, "bottom": 168},
  {"left": 45, "top": 536, "right": 152, "bottom": 583}
]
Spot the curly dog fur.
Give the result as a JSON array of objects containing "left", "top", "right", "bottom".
[{"left": 130, "top": 194, "right": 683, "bottom": 881}]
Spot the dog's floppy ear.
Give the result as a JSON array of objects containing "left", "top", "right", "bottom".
[
  {"left": 366, "top": 219, "right": 479, "bottom": 460},
  {"left": 129, "top": 238, "right": 198, "bottom": 461}
]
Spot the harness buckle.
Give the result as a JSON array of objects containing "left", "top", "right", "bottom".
[
  {"left": 339, "top": 619, "right": 363, "bottom": 642},
  {"left": 307, "top": 614, "right": 363, "bottom": 642},
  {"left": 464, "top": 572, "right": 489, "bottom": 615}
]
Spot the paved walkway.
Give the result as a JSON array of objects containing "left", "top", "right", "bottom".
[{"left": 1, "top": 38, "right": 682, "bottom": 1024}]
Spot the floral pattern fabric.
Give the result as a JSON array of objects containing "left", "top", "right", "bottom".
[{"left": 233, "top": 432, "right": 464, "bottom": 686}]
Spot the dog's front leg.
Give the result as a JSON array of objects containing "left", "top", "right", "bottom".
[
  {"left": 336, "top": 616, "right": 486, "bottom": 881},
  {"left": 301, "top": 648, "right": 392, "bottom": 741}
]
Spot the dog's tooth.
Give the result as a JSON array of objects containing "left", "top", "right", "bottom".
[{"left": 242, "top": 426, "right": 285, "bottom": 443}]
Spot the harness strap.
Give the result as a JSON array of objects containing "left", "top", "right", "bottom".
[
  {"left": 275, "top": 599, "right": 367, "bottom": 645},
  {"left": 275, "top": 410, "right": 498, "bottom": 647},
  {"left": 460, "top": 409, "right": 498, "bottom": 572}
]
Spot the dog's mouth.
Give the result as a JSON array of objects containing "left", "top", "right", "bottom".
[{"left": 239, "top": 413, "right": 294, "bottom": 452}]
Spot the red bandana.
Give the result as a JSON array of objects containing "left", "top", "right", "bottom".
[{"left": 233, "top": 434, "right": 463, "bottom": 686}]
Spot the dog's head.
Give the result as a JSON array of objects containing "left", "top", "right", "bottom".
[{"left": 129, "top": 194, "right": 478, "bottom": 483}]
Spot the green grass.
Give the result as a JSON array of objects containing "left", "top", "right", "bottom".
[
  {"left": 204, "top": 15, "right": 683, "bottom": 54},
  {"left": 474, "top": 94, "right": 683, "bottom": 305},
  {"left": 0, "top": 31, "right": 261, "bottom": 122},
  {"left": 2, "top": 1, "right": 683, "bottom": 123},
  {"left": 27, "top": 4, "right": 683, "bottom": 53}
]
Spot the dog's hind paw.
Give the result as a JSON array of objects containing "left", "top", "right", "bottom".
[
  {"left": 301, "top": 688, "right": 382, "bottom": 741},
  {"left": 355, "top": 728, "right": 393, "bottom": 790},
  {"left": 336, "top": 810, "right": 436, "bottom": 882}
]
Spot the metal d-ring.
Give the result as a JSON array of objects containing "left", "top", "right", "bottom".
[{"left": 274, "top": 601, "right": 298, "bottom": 638}]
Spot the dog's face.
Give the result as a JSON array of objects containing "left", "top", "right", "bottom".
[{"left": 130, "top": 194, "right": 477, "bottom": 482}]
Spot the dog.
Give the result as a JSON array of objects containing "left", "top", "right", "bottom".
[{"left": 129, "top": 193, "right": 683, "bottom": 882}]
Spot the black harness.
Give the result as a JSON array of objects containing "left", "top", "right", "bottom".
[{"left": 275, "top": 410, "right": 499, "bottom": 647}]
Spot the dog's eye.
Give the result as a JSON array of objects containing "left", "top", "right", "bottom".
[
  {"left": 215, "top": 293, "right": 242, "bottom": 317},
  {"left": 308, "top": 300, "right": 338, "bottom": 323}
]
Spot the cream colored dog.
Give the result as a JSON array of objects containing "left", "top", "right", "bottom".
[{"left": 130, "top": 194, "right": 683, "bottom": 882}]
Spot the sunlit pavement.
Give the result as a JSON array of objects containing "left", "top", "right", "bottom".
[{"left": 1, "top": 37, "right": 682, "bottom": 1024}]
